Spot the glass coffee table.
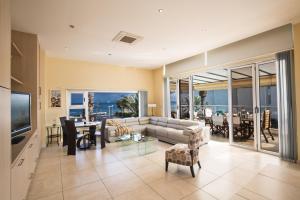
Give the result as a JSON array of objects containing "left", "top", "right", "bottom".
[{"left": 116, "top": 133, "right": 158, "bottom": 155}]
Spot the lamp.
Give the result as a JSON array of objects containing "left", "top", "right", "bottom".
[{"left": 148, "top": 104, "right": 157, "bottom": 116}]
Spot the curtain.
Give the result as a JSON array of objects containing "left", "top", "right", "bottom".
[
  {"left": 138, "top": 91, "right": 148, "bottom": 117},
  {"left": 277, "top": 50, "right": 297, "bottom": 161}
]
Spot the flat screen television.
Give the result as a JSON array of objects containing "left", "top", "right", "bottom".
[{"left": 11, "top": 92, "right": 31, "bottom": 138}]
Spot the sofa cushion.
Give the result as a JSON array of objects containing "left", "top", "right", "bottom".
[
  {"left": 167, "top": 129, "right": 189, "bottom": 143},
  {"left": 156, "top": 127, "right": 169, "bottom": 138},
  {"left": 125, "top": 118, "right": 139, "bottom": 126},
  {"left": 167, "top": 119, "right": 185, "bottom": 130},
  {"left": 157, "top": 117, "right": 168, "bottom": 127},
  {"left": 150, "top": 117, "right": 159, "bottom": 125},
  {"left": 179, "top": 120, "right": 199, "bottom": 128},
  {"left": 131, "top": 125, "right": 147, "bottom": 133},
  {"left": 107, "top": 118, "right": 125, "bottom": 126},
  {"left": 139, "top": 117, "right": 150, "bottom": 125},
  {"left": 145, "top": 124, "right": 159, "bottom": 137}
]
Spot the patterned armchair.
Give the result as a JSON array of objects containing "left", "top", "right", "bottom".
[{"left": 165, "top": 128, "right": 203, "bottom": 177}]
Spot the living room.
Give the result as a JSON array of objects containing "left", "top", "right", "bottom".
[{"left": 1, "top": 1, "right": 300, "bottom": 200}]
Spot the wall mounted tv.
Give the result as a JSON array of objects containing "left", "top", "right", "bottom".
[{"left": 11, "top": 92, "right": 31, "bottom": 138}]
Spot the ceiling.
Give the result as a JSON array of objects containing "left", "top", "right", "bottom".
[{"left": 11, "top": 0, "right": 300, "bottom": 68}]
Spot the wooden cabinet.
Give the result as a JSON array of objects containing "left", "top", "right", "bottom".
[
  {"left": 0, "top": 0, "right": 11, "bottom": 89},
  {"left": 11, "top": 131, "right": 40, "bottom": 200}
]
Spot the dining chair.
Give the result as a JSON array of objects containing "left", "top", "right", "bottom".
[
  {"left": 165, "top": 128, "right": 202, "bottom": 177},
  {"left": 261, "top": 110, "right": 274, "bottom": 143},
  {"left": 95, "top": 118, "right": 106, "bottom": 148},
  {"left": 59, "top": 117, "right": 68, "bottom": 147},
  {"left": 212, "top": 115, "right": 226, "bottom": 137},
  {"left": 232, "top": 116, "right": 244, "bottom": 139},
  {"left": 64, "top": 120, "right": 77, "bottom": 155}
]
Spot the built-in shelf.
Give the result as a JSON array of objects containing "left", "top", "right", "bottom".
[
  {"left": 11, "top": 76, "right": 24, "bottom": 85},
  {"left": 11, "top": 42, "right": 24, "bottom": 57}
]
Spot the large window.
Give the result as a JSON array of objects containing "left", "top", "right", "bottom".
[
  {"left": 67, "top": 90, "right": 139, "bottom": 121},
  {"left": 88, "top": 92, "right": 138, "bottom": 121}
]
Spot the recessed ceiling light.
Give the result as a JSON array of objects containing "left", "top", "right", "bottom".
[
  {"left": 69, "top": 25, "right": 75, "bottom": 29},
  {"left": 158, "top": 9, "right": 164, "bottom": 13}
]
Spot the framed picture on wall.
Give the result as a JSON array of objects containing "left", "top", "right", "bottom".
[{"left": 49, "top": 89, "right": 61, "bottom": 107}]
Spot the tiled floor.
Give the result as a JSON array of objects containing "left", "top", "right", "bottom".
[{"left": 27, "top": 141, "right": 300, "bottom": 200}]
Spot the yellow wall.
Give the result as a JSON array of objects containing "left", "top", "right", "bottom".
[
  {"left": 293, "top": 23, "right": 300, "bottom": 161},
  {"left": 152, "top": 67, "right": 164, "bottom": 116},
  {"left": 43, "top": 56, "right": 163, "bottom": 145}
]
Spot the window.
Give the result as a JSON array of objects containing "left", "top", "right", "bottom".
[
  {"left": 71, "top": 93, "right": 84, "bottom": 105},
  {"left": 67, "top": 92, "right": 87, "bottom": 121},
  {"left": 67, "top": 90, "right": 139, "bottom": 121},
  {"left": 88, "top": 92, "right": 138, "bottom": 121}
]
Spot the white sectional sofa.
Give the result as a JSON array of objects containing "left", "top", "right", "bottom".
[{"left": 105, "top": 117, "right": 210, "bottom": 145}]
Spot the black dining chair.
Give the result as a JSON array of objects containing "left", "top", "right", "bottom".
[
  {"left": 64, "top": 120, "right": 77, "bottom": 155},
  {"left": 95, "top": 118, "right": 106, "bottom": 149},
  {"left": 59, "top": 117, "right": 68, "bottom": 147}
]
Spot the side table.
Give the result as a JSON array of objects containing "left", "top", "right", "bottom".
[{"left": 46, "top": 125, "right": 61, "bottom": 146}]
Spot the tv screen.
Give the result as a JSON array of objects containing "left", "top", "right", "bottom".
[{"left": 11, "top": 92, "right": 31, "bottom": 137}]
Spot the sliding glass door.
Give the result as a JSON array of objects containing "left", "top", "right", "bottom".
[
  {"left": 229, "top": 65, "right": 256, "bottom": 149},
  {"left": 229, "top": 61, "right": 280, "bottom": 154},
  {"left": 169, "top": 80, "right": 178, "bottom": 118},
  {"left": 257, "top": 61, "right": 279, "bottom": 153},
  {"left": 179, "top": 78, "right": 190, "bottom": 119}
]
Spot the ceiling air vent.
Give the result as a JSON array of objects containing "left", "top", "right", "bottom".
[{"left": 112, "top": 31, "right": 143, "bottom": 45}]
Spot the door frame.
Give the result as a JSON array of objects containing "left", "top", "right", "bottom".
[
  {"left": 228, "top": 60, "right": 280, "bottom": 155},
  {"left": 255, "top": 60, "right": 280, "bottom": 156},
  {"left": 228, "top": 64, "right": 258, "bottom": 151}
]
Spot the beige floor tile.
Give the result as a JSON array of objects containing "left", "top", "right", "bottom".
[
  {"left": 27, "top": 192, "right": 64, "bottom": 200},
  {"left": 245, "top": 174, "right": 300, "bottom": 200},
  {"left": 102, "top": 171, "right": 146, "bottom": 197},
  {"left": 95, "top": 161, "right": 131, "bottom": 179},
  {"left": 222, "top": 168, "right": 258, "bottom": 186},
  {"left": 122, "top": 156, "right": 155, "bottom": 170},
  {"left": 134, "top": 163, "right": 179, "bottom": 183},
  {"left": 149, "top": 178, "right": 198, "bottom": 200},
  {"left": 202, "top": 178, "right": 242, "bottom": 200},
  {"left": 184, "top": 169, "right": 219, "bottom": 188},
  {"left": 182, "top": 190, "right": 217, "bottom": 200},
  {"left": 63, "top": 181, "right": 111, "bottom": 200},
  {"left": 259, "top": 164, "right": 300, "bottom": 188},
  {"left": 236, "top": 188, "right": 268, "bottom": 200},
  {"left": 113, "top": 185, "right": 164, "bottom": 200},
  {"left": 229, "top": 194, "right": 247, "bottom": 200},
  {"left": 28, "top": 141, "right": 300, "bottom": 200},
  {"left": 27, "top": 176, "right": 62, "bottom": 200},
  {"left": 201, "top": 159, "right": 237, "bottom": 176},
  {"left": 62, "top": 168, "right": 100, "bottom": 190}
]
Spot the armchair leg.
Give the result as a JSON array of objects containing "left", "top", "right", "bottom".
[
  {"left": 190, "top": 166, "right": 195, "bottom": 177},
  {"left": 165, "top": 161, "right": 169, "bottom": 172},
  {"left": 197, "top": 161, "right": 201, "bottom": 168}
]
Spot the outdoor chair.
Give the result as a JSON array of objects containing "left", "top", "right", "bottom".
[
  {"left": 261, "top": 110, "right": 274, "bottom": 143},
  {"left": 212, "top": 115, "right": 226, "bottom": 137}
]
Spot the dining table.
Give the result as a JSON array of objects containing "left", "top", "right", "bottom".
[{"left": 75, "top": 121, "right": 105, "bottom": 149}]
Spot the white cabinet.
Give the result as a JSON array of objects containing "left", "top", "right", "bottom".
[
  {"left": 11, "top": 151, "right": 30, "bottom": 200},
  {"left": 11, "top": 132, "right": 41, "bottom": 200}
]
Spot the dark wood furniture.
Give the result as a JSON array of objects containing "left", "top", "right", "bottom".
[
  {"left": 59, "top": 117, "right": 68, "bottom": 146},
  {"left": 46, "top": 125, "right": 61, "bottom": 146},
  {"left": 65, "top": 120, "right": 77, "bottom": 155}
]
